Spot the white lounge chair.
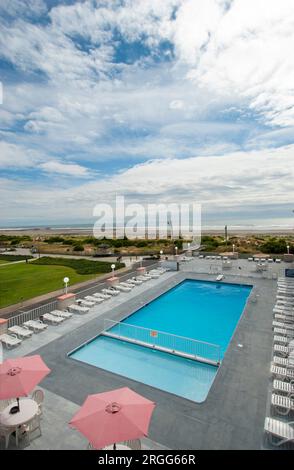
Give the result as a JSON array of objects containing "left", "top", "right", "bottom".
[
  {"left": 0, "top": 333, "right": 22, "bottom": 348},
  {"left": 23, "top": 320, "right": 48, "bottom": 332},
  {"left": 264, "top": 417, "right": 294, "bottom": 446},
  {"left": 93, "top": 292, "right": 111, "bottom": 300},
  {"left": 274, "top": 327, "right": 294, "bottom": 337},
  {"left": 276, "top": 304, "right": 294, "bottom": 311},
  {"left": 275, "top": 314, "right": 294, "bottom": 323},
  {"left": 273, "top": 355, "right": 294, "bottom": 368},
  {"left": 84, "top": 295, "right": 104, "bottom": 304},
  {"left": 125, "top": 278, "right": 142, "bottom": 285},
  {"left": 274, "top": 335, "right": 289, "bottom": 344},
  {"left": 273, "top": 307, "right": 294, "bottom": 315},
  {"left": 42, "top": 313, "right": 64, "bottom": 325},
  {"left": 146, "top": 272, "right": 160, "bottom": 278},
  {"left": 271, "top": 393, "right": 294, "bottom": 415},
  {"left": 271, "top": 364, "right": 294, "bottom": 380},
  {"left": 68, "top": 304, "right": 89, "bottom": 314},
  {"left": 119, "top": 282, "right": 135, "bottom": 289},
  {"left": 115, "top": 284, "right": 132, "bottom": 292},
  {"left": 8, "top": 325, "right": 33, "bottom": 339},
  {"left": 274, "top": 344, "right": 293, "bottom": 357},
  {"left": 149, "top": 269, "right": 164, "bottom": 275},
  {"left": 216, "top": 274, "right": 224, "bottom": 281},
  {"left": 276, "top": 300, "right": 294, "bottom": 308},
  {"left": 136, "top": 275, "right": 151, "bottom": 282},
  {"left": 273, "top": 380, "right": 294, "bottom": 395},
  {"left": 50, "top": 309, "right": 73, "bottom": 319},
  {"left": 76, "top": 299, "right": 95, "bottom": 307},
  {"left": 273, "top": 321, "right": 294, "bottom": 330},
  {"left": 102, "top": 288, "right": 120, "bottom": 296},
  {"left": 277, "top": 288, "right": 294, "bottom": 294},
  {"left": 278, "top": 295, "right": 294, "bottom": 301}
]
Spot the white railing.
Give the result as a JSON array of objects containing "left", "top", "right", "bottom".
[
  {"left": 103, "top": 319, "right": 221, "bottom": 366},
  {"left": 7, "top": 300, "right": 58, "bottom": 328}
]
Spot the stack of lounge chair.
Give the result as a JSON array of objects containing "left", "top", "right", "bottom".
[{"left": 264, "top": 276, "right": 294, "bottom": 448}]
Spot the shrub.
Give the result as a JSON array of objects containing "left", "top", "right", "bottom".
[
  {"left": 32, "top": 256, "right": 125, "bottom": 275},
  {"left": 73, "top": 244, "right": 84, "bottom": 252},
  {"left": 44, "top": 236, "right": 65, "bottom": 243},
  {"left": 260, "top": 238, "right": 292, "bottom": 254},
  {"left": 0, "top": 254, "right": 34, "bottom": 262}
]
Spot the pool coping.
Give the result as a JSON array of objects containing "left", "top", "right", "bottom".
[{"left": 26, "top": 270, "right": 275, "bottom": 449}]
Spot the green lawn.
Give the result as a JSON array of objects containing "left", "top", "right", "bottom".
[{"left": 0, "top": 263, "right": 98, "bottom": 308}]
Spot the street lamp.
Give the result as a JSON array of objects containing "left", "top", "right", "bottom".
[
  {"left": 63, "top": 277, "right": 69, "bottom": 294},
  {"left": 175, "top": 246, "right": 178, "bottom": 256},
  {"left": 233, "top": 244, "right": 235, "bottom": 253},
  {"left": 287, "top": 245, "right": 290, "bottom": 254},
  {"left": 160, "top": 250, "right": 163, "bottom": 260},
  {"left": 111, "top": 264, "right": 115, "bottom": 276}
]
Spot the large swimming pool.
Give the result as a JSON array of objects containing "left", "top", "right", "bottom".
[{"left": 70, "top": 280, "right": 252, "bottom": 402}]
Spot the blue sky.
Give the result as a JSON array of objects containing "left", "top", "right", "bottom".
[{"left": 0, "top": 0, "right": 294, "bottom": 228}]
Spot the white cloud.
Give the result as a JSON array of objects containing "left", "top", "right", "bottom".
[
  {"left": 0, "top": 141, "right": 91, "bottom": 178},
  {"left": 0, "top": 141, "right": 41, "bottom": 168},
  {"left": 1, "top": 144, "right": 293, "bottom": 224},
  {"left": 0, "top": 0, "right": 47, "bottom": 19},
  {"left": 40, "top": 160, "right": 91, "bottom": 177},
  {"left": 185, "top": 0, "right": 294, "bottom": 126}
]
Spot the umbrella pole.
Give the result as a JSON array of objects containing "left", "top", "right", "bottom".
[
  {"left": 17, "top": 397, "right": 20, "bottom": 411},
  {"left": 113, "top": 443, "right": 116, "bottom": 450}
]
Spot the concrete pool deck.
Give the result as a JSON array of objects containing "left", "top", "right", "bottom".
[{"left": 1, "top": 258, "right": 282, "bottom": 449}]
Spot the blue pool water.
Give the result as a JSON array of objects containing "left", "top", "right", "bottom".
[{"left": 70, "top": 280, "right": 252, "bottom": 402}]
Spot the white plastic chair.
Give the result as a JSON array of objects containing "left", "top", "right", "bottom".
[
  {"left": 122, "top": 439, "right": 141, "bottom": 450},
  {"left": 0, "top": 424, "right": 16, "bottom": 449},
  {"left": 32, "top": 389, "right": 44, "bottom": 417},
  {"left": 20, "top": 415, "right": 42, "bottom": 444}
]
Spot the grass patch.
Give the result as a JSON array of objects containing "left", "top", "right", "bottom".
[
  {"left": 32, "top": 256, "right": 125, "bottom": 274},
  {"left": 0, "top": 257, "right": 125, "bottom": 308}
]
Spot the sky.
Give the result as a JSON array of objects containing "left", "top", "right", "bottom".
[{"left": 0, "top": 0, "right": 294, "bottom": 229}]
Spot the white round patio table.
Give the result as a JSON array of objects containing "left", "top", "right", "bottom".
[
  {"left": 0, "top": 398, "right": 38, "bottom": 427},
  {"left": 103, "top": 444, "right": 131, "bottom": 450}
]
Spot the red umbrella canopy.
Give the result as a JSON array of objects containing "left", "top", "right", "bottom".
[
  {"left": 0, "top": 355, "right": 51, "bottom": 400},
  {"left": 69, "top": 387, "right": 156, "bottom": 449}
]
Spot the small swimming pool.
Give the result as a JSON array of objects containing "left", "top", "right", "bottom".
[{"left": 70, "top": 279, "right": 252, "bottom": 402}]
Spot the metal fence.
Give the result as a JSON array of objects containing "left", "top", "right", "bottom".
[
  {"left": 7, "top": 300, "right": 58, "bottom": 328},
  {"left": 179, "top": 259, "right": 284, "bottom": 279},
  {"left": 103, "top": 319, "right": 221, "bottom": 366}
]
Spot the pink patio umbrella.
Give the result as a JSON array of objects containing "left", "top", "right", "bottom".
[
  {"left": 69, "top": 387, "right": 156, "bottom": 449},
  {"left": 0, "top": 355, "right": 51, "bottom": 412}
]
